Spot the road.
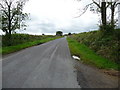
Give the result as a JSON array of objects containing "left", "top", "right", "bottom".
[{"left": 2, "top": 38, "right": 80, "bottom": 88}]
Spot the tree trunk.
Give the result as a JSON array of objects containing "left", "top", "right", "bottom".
[
  {"left": 101, "top": 2, "right": 107, "bottom": 30},
  {"left": 7, "top": 5, "right": 12, "bottom": 46},
  {"left": 8, "top": 5, "right": 11, "bottom": 35},
  {"left": 111, "top": 3, "right": 115, "bottom": 28}
]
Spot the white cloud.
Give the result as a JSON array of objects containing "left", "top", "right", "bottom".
[{"left": 20, "top": 0, "right": 99, "bottom": 35}]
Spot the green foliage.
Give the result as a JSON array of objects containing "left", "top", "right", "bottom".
[
  {"left": 68, "top": 32, "right": 72, "bottom": 35},
  {"left": 1, "top": 34, "right": 61, "bottom": 54},
  {"left": 2, "top": 34, "right": 55, "bottom": 47},
  {"left": 67, "top": 37, "right": 119, "bottom": 70},
  {"left": 0, "top": 0, "right": 29, "bottom": 34},
  {"left": 56, "top": 31, "right": 63, "bottom": 36},
  {"left": 99, "top": 23, "right": 115, "bottom": 32},
  {"left": 70, "top": 29, "right": 120, "bottom": 64}
]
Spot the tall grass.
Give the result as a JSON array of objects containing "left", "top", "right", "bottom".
[
  {"left": 70, "top": 29, "right": 119, "bottom": 63},
  {"left": 67, "top": 37, "right": 119, "bottom": 70}
]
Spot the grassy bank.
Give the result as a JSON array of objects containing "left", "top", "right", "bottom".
[
  {"left": 70, "top": 29, "right": 119, "bottom": 64},
  {"left": 67, "top": 37, "right": 119, "bottom": 70},
  {"left": 2, "top": 34, "right": 56, "bottom": 47},
  {"left": 1, "top": 34, "right": 61, "bottom": 55}
]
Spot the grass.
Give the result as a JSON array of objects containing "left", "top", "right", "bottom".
[
  {"left": 67, "top": 37, "right": 119, "bottom": 70},
  {"left": 1, "top": 37, "right": 60, "bottom": 55},
  {"left": 70, "top": 29, "right": 119, "bottom": 63},
  {"left": 2, "top": 34, "right": 56, "bottom": 47}
]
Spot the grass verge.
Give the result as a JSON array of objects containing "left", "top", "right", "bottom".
[
  {"left": 1, "top": 37, "right": 60, "bottom": 55},
  {"left": 67, "top": 37, "right": 119, "bottom": 70}
]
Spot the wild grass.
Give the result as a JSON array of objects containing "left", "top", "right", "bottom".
[
  {"left": 2, "top": 34, "right": 55, "bottom": 47},
  {"left": 67, "top": 37, "right": 119, "bottom": 70},
  {"left": 70, "top": 29, "right": 120, "bottom": 63},
  {"left": 1, "top": 34, "right": 61, "bottom": 55}
]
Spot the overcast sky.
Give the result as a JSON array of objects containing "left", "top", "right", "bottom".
[{"left": 8, "top": 0, "right": 100, "bottom": 35}]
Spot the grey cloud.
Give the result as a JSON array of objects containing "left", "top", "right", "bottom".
[
  {"left": 35, "top": 21, "right": 58, "bottom": 33},
  {"left": 23, "top": 12, "right": 99, "bottom": 35}
]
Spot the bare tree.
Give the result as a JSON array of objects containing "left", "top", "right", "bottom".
[
  {"left": 108, "top": 0, "right": 120, "bottom": 27},
  {"left": 77, "top": 0, "right": 119, "bottom": 30},
  {"left": 93, "top": 0, "right": 107, "bottom": 30}
]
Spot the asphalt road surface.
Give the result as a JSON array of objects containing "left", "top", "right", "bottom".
[{"left": 3, "top": 38, "right": 80, "bottom": 88}]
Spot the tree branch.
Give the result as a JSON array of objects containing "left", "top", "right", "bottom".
[
  {"left": 106, "top": 2, "right": 111, "bottom": 8},
  {"left": 116, "top": 2, "right": 120, "bottom": 6},
  {"left": 10, "top": 11, "right": 16, "bottom": 21},
  {"left": 3, "top": 0, "right": 9, "bottom": 6},
  {"left": 0, "top": 3, "right": 9, "bottom": 17},
  {"left": 92, "top": 0, "right": 101, "bottom": 8},
  {"left": 75, "top": 2, "right": 94, "bottom": 18}
]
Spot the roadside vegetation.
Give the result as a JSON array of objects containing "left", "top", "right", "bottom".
[
  {"left": 67, "top": 29, "right": 119, "bottom": 70},
  {"left": 1, "top": 34, "right": 61, "bottom": 55}
]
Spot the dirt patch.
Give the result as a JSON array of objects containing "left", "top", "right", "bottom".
[
  {"left": 100, "top": 69, "right": 119, "bottom": 77},
  {"left": 73, "top": 60, "right": 119, "bottom": 88}
]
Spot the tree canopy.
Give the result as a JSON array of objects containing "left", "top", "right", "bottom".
[
  {"left": 56, "top": 31, "right": 63, "bottom": 36},
  {"left": 0, "top": 0, "right": 29, "bottom": 35}
]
